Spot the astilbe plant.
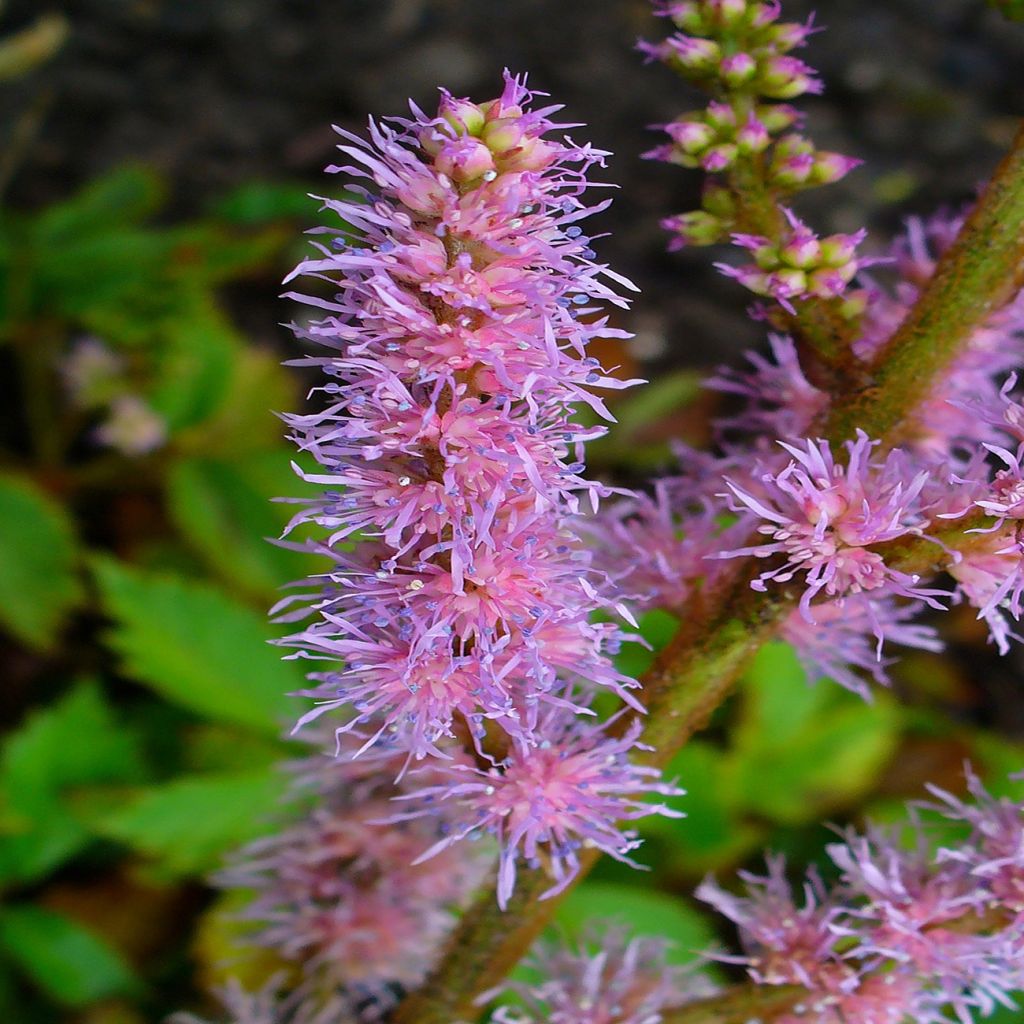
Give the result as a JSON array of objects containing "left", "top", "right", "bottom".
[{"left": 175, "top": 2, "right": 1024, "bottom": 1023}]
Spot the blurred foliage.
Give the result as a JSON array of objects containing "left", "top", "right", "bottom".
[
  {"left": 0, "top": 158, "right": 314, "bottom": 1021},
  {"left": 988, "top": 0, "right": 1024, "bottom": 21}
]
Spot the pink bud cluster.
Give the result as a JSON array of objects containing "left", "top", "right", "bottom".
[
  {"left": 277, "top": 72, "right": 680, "bottom": 907},
  {"left": 696, "top": 771, "right": 1024, "bottom": 1024},
  {"left": 641, "top": 0, "right": 864, "bottom": 311},
  {"left": 719, "top": 211, "right": 867, "bottom": 312}
]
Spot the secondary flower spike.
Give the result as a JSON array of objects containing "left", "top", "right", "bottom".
[{"left": 278, "top": 72, "right": 643, "bottom": 761}]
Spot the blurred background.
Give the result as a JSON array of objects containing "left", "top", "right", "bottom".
[{"left": 1, "top": 2, "right": 1023, "bottom": 1022}]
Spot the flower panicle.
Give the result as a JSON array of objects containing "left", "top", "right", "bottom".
[
  {"left": 640, "top": 0, "right": 866, "bottom": 317},
  {"left": 696, "top": 771, "right": 1024, "bottom": 1024},
  {"left": 279, "top": 72, "right": 684, "bottom": 908}
]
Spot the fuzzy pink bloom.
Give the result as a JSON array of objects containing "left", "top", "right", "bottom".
[
  {"left": 928, "top": 767, "right": 1024, "bottom": 914},
  {"left": 389, "top": 712, "right": 684, "bottom": 908},
  {"left": 279, "top": 72, "right": 643, "bottom": 762},
  {"left": 780, "top": 593, "right": 943, "bottom": 699},
  {"left": 706, "top": 333, "right": 827, "bottom": 441},
  {"left": 716, "top": 431, "right": 943, "bottom": 619},
  {"left": 697, "top": 855, "right": 850, "bottom": 991},
  {"left": 217, "top": 733, "right": 487, "bottom": 998},
  {"left": 492, "top": 925, "right": 706, "bottom": 1024}
]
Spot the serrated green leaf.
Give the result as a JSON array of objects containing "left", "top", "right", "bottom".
[
  {"left": 167, "top": 453, "right": 316, "bottom": 600},
  {"left": 92, "top": 558, "right": 300, "bottom": 734},
  {"left": 0, "top": 473, "right": 82, "bottom": 649},
  {"left": 89, "top": 770, "right": 284, "bottom": 876},
  {"left": 0, "top": 680, "right": 146, "bottom": 884},
  {"left": 557, "top": 881, "right": 715, "bottom": 966},
  {"left": 0, "top": 905, "right": 138, "bottom": 1007}
]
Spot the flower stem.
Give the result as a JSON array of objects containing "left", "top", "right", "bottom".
[{"left": 827, "top": 119, "right": 1024, "bottom": 445}]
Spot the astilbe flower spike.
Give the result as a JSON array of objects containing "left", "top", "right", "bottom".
[
  {"left": 276, "top": 72, "right": 682, "bottom": 906},
  {"left": 279, "top": 71, "right": 639, "bottom": 756}
]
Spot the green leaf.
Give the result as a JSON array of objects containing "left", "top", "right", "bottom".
[
  {"left": 0, "top": 905, "right": 137, "bottom": 1007},
  {"left": 146, "top": 296, "right": 239, "bottom": 431},
  {"left": 34, "top": 166, "right": 165, "bottom": 244},
  {"left": 178, "top": 346, "right": 296, "bottom": 455},
  {"left": 0, "top": 680, "right": 146, "bottom": 884},
  {"left": 0, "top": 473, "right": 82, "bottom": 649},
  {"left": 167, "top": 452, "right": 317, "bottom": 600},
  {"left": 89, "top": 770, "right": 284, "bottom": 876},
  {"left": 92, "top": 557, "right": 300, "bottom": 734},
  {"left": 557, "top": 881, "right": 715, "bottom": 966},
  {"left": 642, "top": 741, "right": 765, "bottom": 873},
  {"left": 732, "top": 642, "right": 900, "bottom": 825},
  {"left": 209, "top": 181, "right": 318, "bottom": 225}
]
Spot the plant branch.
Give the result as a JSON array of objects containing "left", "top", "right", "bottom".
[{"left": 826, "top": 119, "right": 1024, "bottom": 445}]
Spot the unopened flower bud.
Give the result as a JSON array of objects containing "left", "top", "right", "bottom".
[
  {"left": 736, "top": 118, "right": 770, "bottom": 155},
  {"left": 705, "top": 100, "right": 737, "bottom": 131},
  {"left": 665, "top": 118, "right": 717, "bottom": 154},
  {"left": 662, "top": 210, "right": 725, "bottom": 246},
  {"left": 771, "top": 151, "right": 814, "bottom": 187},
  {"left": 820, "top": 232, "right": 862, "bottom": 266},
  {"left": 482, "top": 117, "right": 527, "bottom": 154},
  {"left": 665, "top": 34, "right": 721, "bottom": 74},
  {"left": 500, "top": 137, "right": 559, "bottom": 172},
  {"left": 772, "top": 267, "right": 808, "bottom": 298},
  {"left": 434, "top": 136, "right": 496, "bottom": 182},
  {"left": 757, "top": 103, "right": 801, "bottom": 134},
  {"left": 780, "top": 233, "right": 821, "bottom": 269},
  {"left": 438, "top": 96, "right": 486, "bottom": 136},
  {"left": 758, "top": 55, "right": 820, "bottom": 99},
  {"left": 810, "top": 151, "right": 863, "bottom": 185},
  {"left": 807, "top": 265, "right": 852, "bottom": 298},
  {"left": 768, "top": 20, "right": 816, "bottom": 51},
  {"left": 701, "top": 143, "right": 738, "bottom": 171},
  {"left": 662, "top": 0, "right": 705, "bottom": 32},
  {"left": 720, "top": 52, "right": 758, "bottom": 87},
  {"left": 702, "top": 0, "right": 748, "bottom": 29}
]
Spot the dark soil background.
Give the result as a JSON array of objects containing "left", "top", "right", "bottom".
[{"left": 3, "top": 0, "right": 1024, "bottom": 369}]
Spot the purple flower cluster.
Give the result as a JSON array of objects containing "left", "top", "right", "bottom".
[
  {"left": 696, "top": 771, "right": 1024, "bottom": 1024},
  {"left": 277, "top": 72, "right": 680, "bottom": 907},
  {"left": 597, "top": 200, "right": 1024, "bottom": 695}
]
